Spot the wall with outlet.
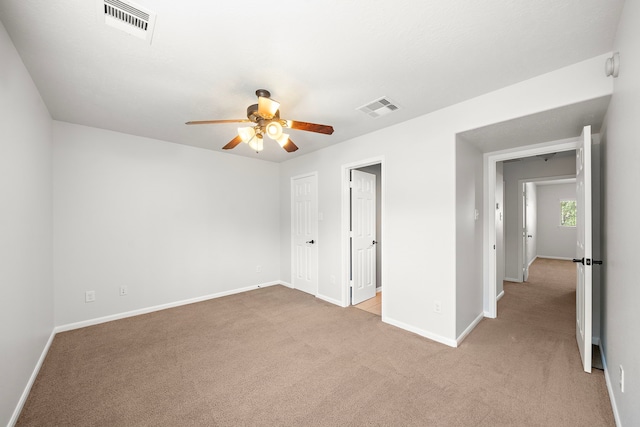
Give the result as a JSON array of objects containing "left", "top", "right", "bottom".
[
  {"left": 0, "top": 21, "right": 54, "bottom": 427},
  {"left": 280, "top": 54, "right": 612, "bottom": 346},
  {"left": 600, "top": 0, "right": 640, "bottom": 424},
  {"left": 455, "top": 136, "right": 483, "bottom": 337},
  {"left": 53, "top": 122, "right": 281, "bottom": 326}
]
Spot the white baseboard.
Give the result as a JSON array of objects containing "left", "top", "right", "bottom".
[
  {"left": 497, "top": 290, "right": 505, "bottom": 301},
  {"left": 592, "top": 336, "right": 601, "bottom": 346},
  {"left": 316, "top": 293, "right": 342, "bottom": 306},
  {"left": 9, "top": 329, "right": 56, "bottom": 427},
  {"left": 279, "top": 281, "right": 294, "bottom": 289},
  {"left": 456, "top": 312, "right": 484, "bottom": 346},
  {"left": 504, "top": 277, "right": 521, "bottom": 283},
  {"left": 527, "top": 256, "right": 538, "bottom": 268},
  {"left": 600, "top": 343, "right": 622, "bottom": 427},
  {"left": 537, "top": 255, "right": 573, "bottom": 261},
  {"left": 56, "top": 281, "right": 285, "bottom": 333},
  {"left": 383, "top": 316, "right": 457, "bottom": 348}
]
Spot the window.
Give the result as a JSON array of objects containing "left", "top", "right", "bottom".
[{"left": 560, "top": 200, "right": 577, "bottom": 227}]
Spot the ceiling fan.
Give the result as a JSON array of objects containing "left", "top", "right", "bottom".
[{"left": 186, "top": 89, "right": 334, "bottom": 153}]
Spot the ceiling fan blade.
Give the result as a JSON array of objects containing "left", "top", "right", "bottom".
[
  {"left": 284, "top": 120, "right": 334, "bottom": 135},
  {"left": 258, "top": 96, "right": 280, "bottom": 119},
  {"left": 185, "top": 119, "right": 251, "bottom": 125},
  {"left": 222, "top": 135, "right": 243, "bottom": 150},
  {"left": 282, "top": 137, "right": 298, "bottom": 152}
]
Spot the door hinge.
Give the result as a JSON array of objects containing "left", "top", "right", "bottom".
[
  {"left": 349, "top": 181, "right": 354, "bottom": 188},
  {"left": 349, "top": 231, "right": 354, "bottom": 238}
]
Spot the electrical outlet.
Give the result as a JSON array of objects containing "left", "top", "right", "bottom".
[
  {"left": 119, "top": 286, "right": 128, "bottom": 296},
  {"left": 85, "top": 290, "right": 95, "bottom": 303},
  {"left": 434, "top": 300, "right": 442, "bottom": 314},
  {"left": 620, "top": 365, "right": 625, "bottom": 393},
  {"left": 256, "top": 265, "right": 262, "bottom": 273}
]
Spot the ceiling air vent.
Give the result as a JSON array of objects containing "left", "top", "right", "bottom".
[
  {"left": 97, "top": 0, "right": 157, "bottom": 44},
  {"left": 357, "top": 96, "right": 400, "bottom": 118}
]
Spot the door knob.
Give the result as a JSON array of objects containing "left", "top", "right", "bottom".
[
  {"left": 372, "top": 240, "right": 378, "bottom": 245},
  {"left": 572, "top": 258, "right": 584, "bottom": 265},
  {"left": 306, "top": 239, "right": 315, "bottom": 244}
]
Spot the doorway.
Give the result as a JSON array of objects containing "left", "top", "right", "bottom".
[
  {"left": 341, "top": 158, "right": 384, "bottom": 315},
  {"left": 484, "top": 138, "right": 578, "bottom": 317}
]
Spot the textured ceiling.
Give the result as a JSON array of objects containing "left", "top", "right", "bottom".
[{"left": 0, "top": 0, "right": 625, "bottom": 162}]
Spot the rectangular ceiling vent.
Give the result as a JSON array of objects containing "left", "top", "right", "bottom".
[
  {"left": 97, "top": 0, "right": 157, "bottom": 44},
  {"left": 357, "top": 96, "right": 400, "bottom": 118}
]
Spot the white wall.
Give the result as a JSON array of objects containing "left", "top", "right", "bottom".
[
  {"left": 53, "top": 122, "right": 281, "bottom": 326},
  {"left": 600, "top": 1, "right": 640, "bottom": 424},
  {"left": 280, "top": 54, "right": 612, "bottom": 346},
  {"left": 0, "top": 21, "right": 53, "bottom": 426},
  {"left": 536, "top": 183, "right": 576, "bottom": 259},
  {"left": 503, "top": 156, "right": 576, "bottom": 280},
  {"left": 524, "top": 182, "right": 538, "bottom": 270},
  {"left": 456, "top": 139, "right": 483, "bottom": 336}
]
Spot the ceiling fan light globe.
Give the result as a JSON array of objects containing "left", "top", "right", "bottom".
[
  {"left": 238, "top": 126, "right": 255, "bottom": 143},
  {"left": 258, "top": 96, "right": 280, "bottom": 118},
  {"left": 265, "top": 121, "right": 283, "bottom": 140},
  {"left": 276, "top": 133, "right": 290, "bottom": 147},
  {"left": 248, "top": 135, "right": 264, "bottom": 152}
]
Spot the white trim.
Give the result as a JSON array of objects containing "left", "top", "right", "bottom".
[
  {"left": 537, "top": 255, "right": 574, "bottom": 261},
  {"left": 290, "top": 172, "right": 319, "bottom": 297},
  {"left": 316, "top": 293, "right": 343, "bottom": 307},
  {"left": 600, "top": 344, "right": 622, "bottom": 427},
  {"left": 279, "top": 281, "right": 294, "bottom": 289},
  {"left": 456, "top": 312, "right": 484, "bottom": 345},
  {"left": 383, "top": 316, "right": 457, "bottom": 348},
  {"left": 9, "top": 329, "right": 56, "bottom": 427},
  {"left": 592, "top": 336, "right": 601, "bottom": 346},
  {"left": 55, "top": 281, "right": 283, "bottom": 333},
  {"left": 527, "top": 255, "right": 538, "bottom": 269},
  {"left": 504, "top": 277, "right": 521, "bottom": 283},
  {"left": 341, "top": 157, "right": 385, "bottom": 308},
  {"left": 376, "top": 287, "right": 382, "bottom": 293},
  {"left": 497, "top": 290, "right": 505, "bottom": 301},
  {"left": 483, "top": 137, "right": 579, "bottom": 319}
]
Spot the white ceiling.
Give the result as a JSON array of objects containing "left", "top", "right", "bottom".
[{"left": 0, "top": 0, "right": 624, "bottom": 162}]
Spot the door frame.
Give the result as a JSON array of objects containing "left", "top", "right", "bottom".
[
  {"left": 341, "top": 156, "right": 385, "bottom": 309},
  {"left": 516, "top": 175, "right": 576, "bottom": 283},
  {"left": 291, "top": 171, "right": 319, "bottom": 296},
  {"left": 483, "top": 138, "right": 578, "bottom": 318}
]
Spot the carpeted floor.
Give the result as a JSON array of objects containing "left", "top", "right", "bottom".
[{"left": 17, "top": 258, "right": 614, "bottom": 426}]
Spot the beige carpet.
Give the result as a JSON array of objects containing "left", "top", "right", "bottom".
[{"left": 17, "top": 259, "right": 614, "bottom": 426}]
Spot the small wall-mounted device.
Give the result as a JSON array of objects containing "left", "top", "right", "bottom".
[{"left": 605, "top": 52, "right": 620, "bottom": 78}]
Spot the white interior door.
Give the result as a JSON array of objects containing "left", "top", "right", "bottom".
[
  {"left": 575, "top": 125, "right": 592, "bottom": 373},
  {"left": 522, "top": 185, "right": 528, "bottom": 282},
  {"left": 351, "top": 170, "right": 376, "bottom": 305},
  {"left": 292, "top": 174, "right": 318, "bottom": 296}
]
